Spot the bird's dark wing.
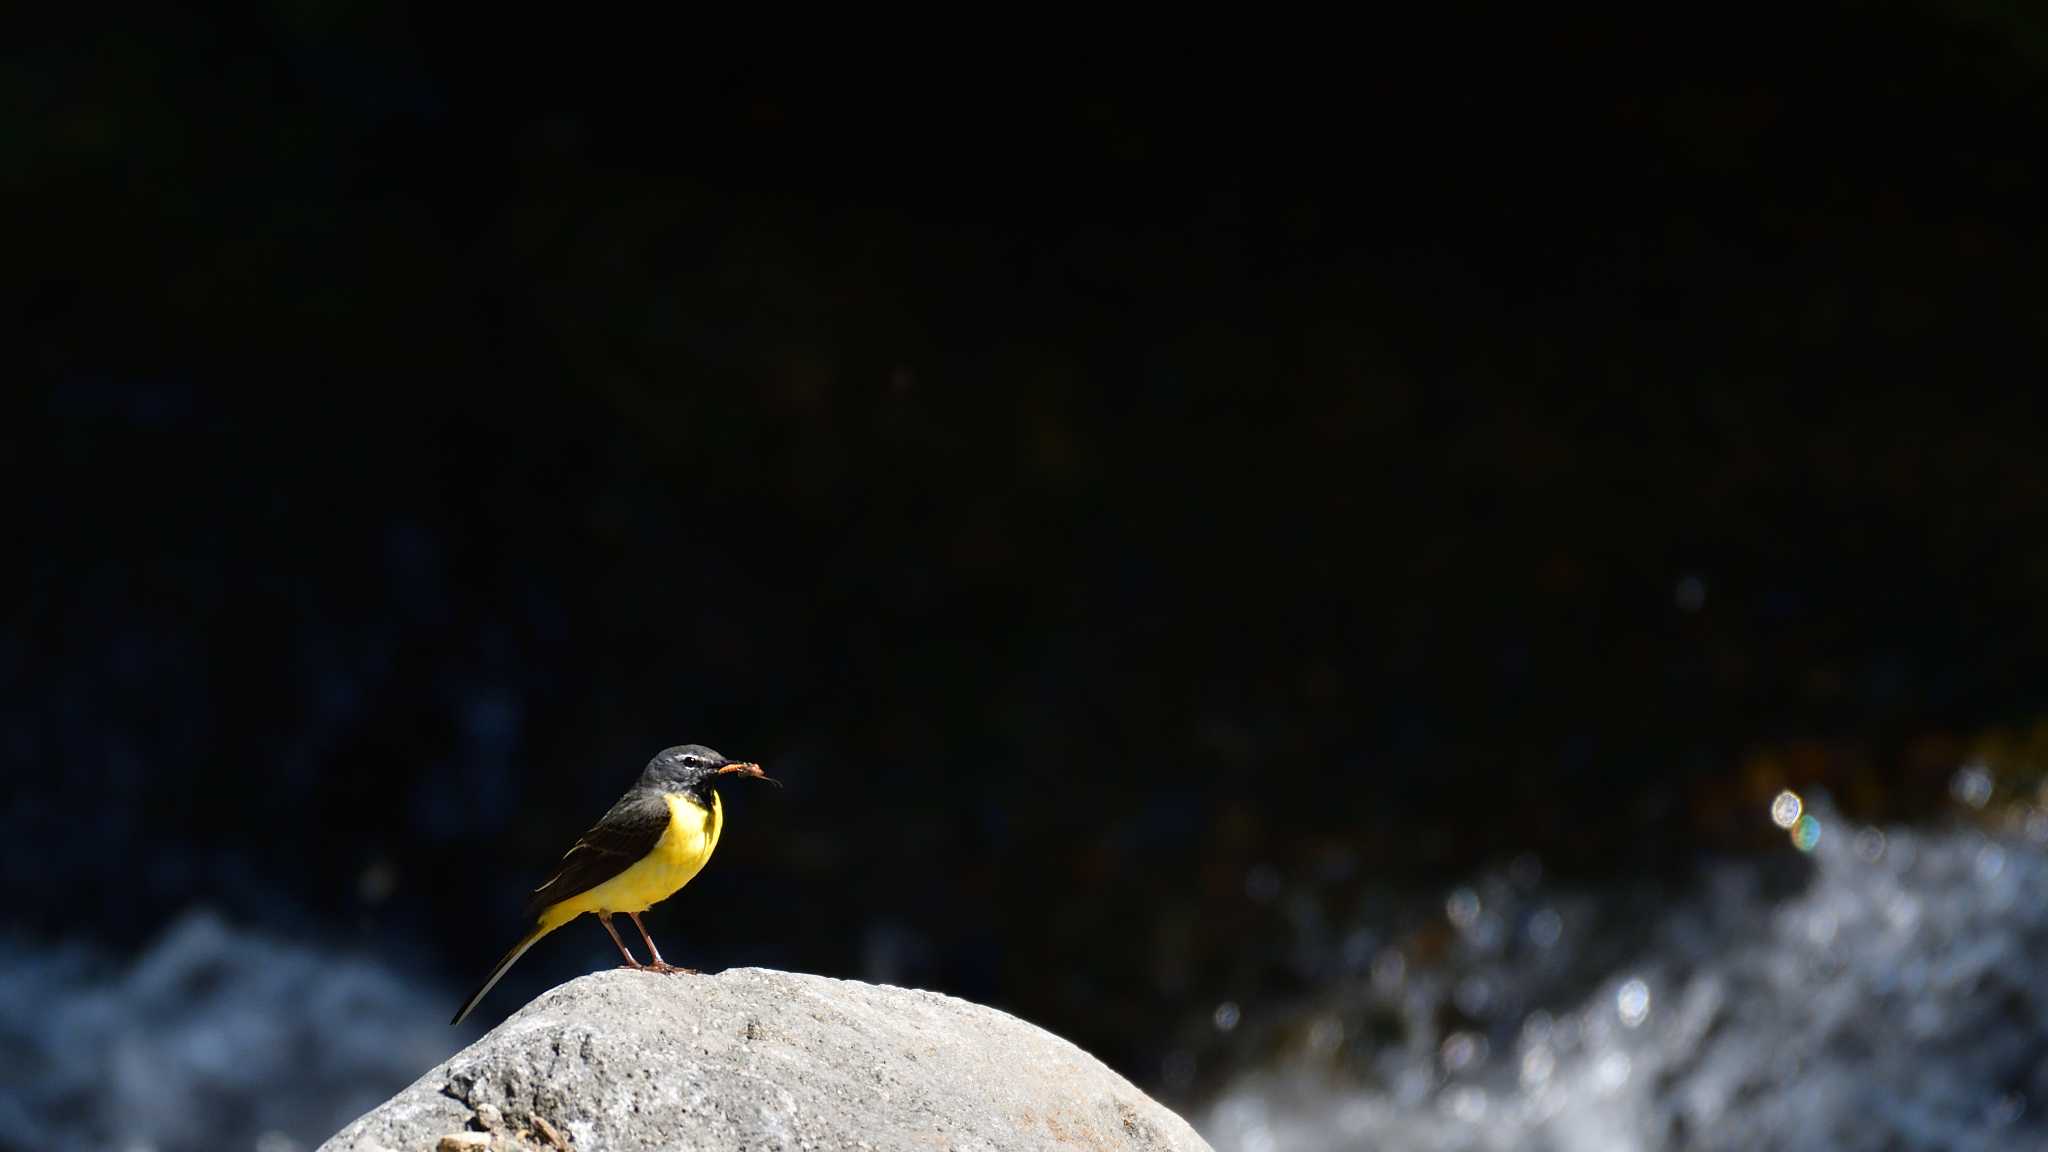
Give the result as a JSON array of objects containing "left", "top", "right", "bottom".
[{"left": 523, "top": 790, "right": 672, "bottom": 919}]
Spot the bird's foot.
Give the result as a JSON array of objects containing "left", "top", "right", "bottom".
[
  {"left": 616, "top": 960, "right": 646, "bottom": 970},
  {"left": 645, "top": 961, "right": 697, "bottom": 975}
]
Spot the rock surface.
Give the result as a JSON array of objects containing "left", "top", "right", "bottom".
[{"left": 320, "top": 967, "right": 1212, "bottom": 1152}]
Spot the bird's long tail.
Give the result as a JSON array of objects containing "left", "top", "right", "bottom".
[{"left": 451, "top": 922, "right": 551, "bottom": 1026}]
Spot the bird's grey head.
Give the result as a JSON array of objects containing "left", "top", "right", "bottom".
[{"left": 640, "top": 744, "right": 768, "bottom": 791}]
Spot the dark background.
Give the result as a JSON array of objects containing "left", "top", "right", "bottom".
[{"left": 10, "top": 7, "right": 2048, "bottom": 1088}]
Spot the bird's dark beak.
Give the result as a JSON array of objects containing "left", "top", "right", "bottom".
[{"left": 714, "top": 760, "right": 779, "bottom": 786}]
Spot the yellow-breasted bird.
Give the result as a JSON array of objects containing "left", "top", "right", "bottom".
[{"left": 451, "top": 744, "right": 776, "bottom": 1025}]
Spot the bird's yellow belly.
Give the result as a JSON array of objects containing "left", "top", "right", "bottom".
[{"left": 540, "top": 792, "right": 722, "bottom": 927}]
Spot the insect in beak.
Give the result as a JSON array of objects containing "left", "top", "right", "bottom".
[{"left": 715, "top": 761, "right": 780, "bottom": 787}]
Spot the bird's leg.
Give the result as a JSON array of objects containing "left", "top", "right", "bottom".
[
  {"left": 628, "top": 911, "right": 695, "bottom": 974},
  {"left": 598, "top": 913, "right": 643, "bottom": 968}
]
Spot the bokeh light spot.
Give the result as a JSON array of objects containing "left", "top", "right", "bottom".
[
  {"left": 1792, "top": 813, "right": 1823, "bottom": 851},
  {"left": 1770, "top": 790, "right": 1803, "bottom": 829},
  {"left": 1444, "top": 1085, "right": 1489, "bottom": 1123},
  {"left": 1445, "top": 887, "right": 1481, "bottom": 929},
  {"left": 1594, "top": 1051, "right": 1632, "bottom": 1094},
  {"left": 1951, "top": 764, "right": 1993, "bottom": 809},
  {"left": 1213, "top": 1001, "right": 1241, "bottom": 1032},
  {"left": 1616, "top": 977, "right": 1650, "bottom": 1027},
  {"left": 1975, "top": 843, "right": 2005, "bottom": 882},
  {"left": 1440, "top": 1030, "right": 1484, "bottom": 1073}
]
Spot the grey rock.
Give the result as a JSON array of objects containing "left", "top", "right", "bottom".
[{"left": 321, "top": 967, "right": 1211, "bottom": 1152}]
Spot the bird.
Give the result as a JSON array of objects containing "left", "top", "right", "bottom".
[{"left": 451, "top": 743, "right": 777, "bottom": 1025}]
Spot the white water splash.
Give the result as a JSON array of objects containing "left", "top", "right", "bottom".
[
  {"left": 0, "top": 911, "right": 457, "bottom": 1152},
  {"left": 1201, "top": 807, "right": 2048, "bottom": 1152}
]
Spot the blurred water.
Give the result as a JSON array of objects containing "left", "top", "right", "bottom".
[
  {"left": 1198, "top": 805, "right": 2048, "bottom": 1152},
  {"left": 0, "top": 911, "right": 456, "bottom": 1152},
  {"left": 6, "top": 805, "right": 2045, "bottom": 1152}
]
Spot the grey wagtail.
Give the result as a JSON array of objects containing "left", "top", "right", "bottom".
[{"left": 452, "top": 744, "right": 776, "bottom": 1025}]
